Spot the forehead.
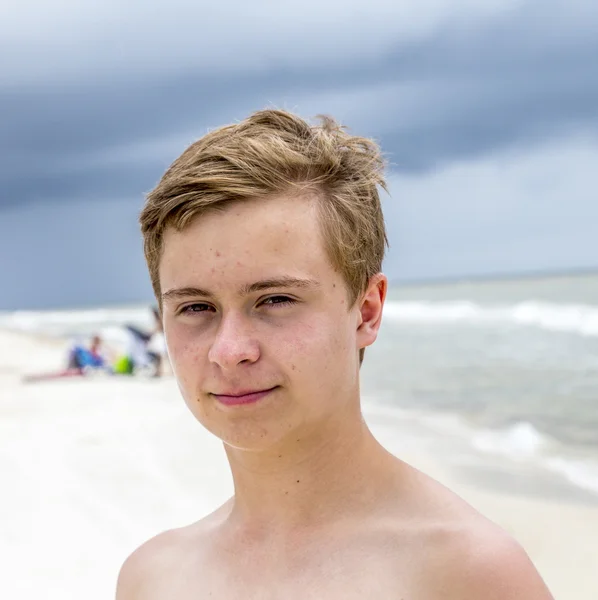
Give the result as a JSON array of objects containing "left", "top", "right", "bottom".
[{"left": 159, "top": 193, "right": 336, "bottom": 291}]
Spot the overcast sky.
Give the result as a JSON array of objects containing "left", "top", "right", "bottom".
[{"left": 1, "top": 0, "right": 597, "bottom": 310}]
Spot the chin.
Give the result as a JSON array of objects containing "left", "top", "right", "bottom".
[
  {"left": 213, "top": 421, "right": 299, "bottom": 453},
  {"left": 199, "top": 409, "right": 302, "bottom": 454}
]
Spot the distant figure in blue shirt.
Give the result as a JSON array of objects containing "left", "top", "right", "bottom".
[{"left": 67, "top": 334, "right": 105, "bottom": 371}]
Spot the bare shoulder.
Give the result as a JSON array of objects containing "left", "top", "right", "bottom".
[
  {"left": 114, "top": 505, "right": 223, "bottom": 600},
  {"left": 420, "top": 518, "right": 554, "bottom": 600},
  {"left": 115, "top": 527, "right": 187, "bottom": 600},
  {"left": 389, "top": 462, "right": 554, "bottom": 599},
  {"left": 115, "top": 500, "right": 232, "bottom": 599}
]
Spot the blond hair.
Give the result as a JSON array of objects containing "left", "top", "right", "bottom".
[{"left": 140, "top": 109, "right": 388, "bottom": 362}]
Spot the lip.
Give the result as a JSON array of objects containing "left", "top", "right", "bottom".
[{"left": 211, "top": 386, "right": 278, "bottom": 407}]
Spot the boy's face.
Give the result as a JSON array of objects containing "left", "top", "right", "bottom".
[{"left": 159, "top": 192, "right": 385, "bottom": 451}]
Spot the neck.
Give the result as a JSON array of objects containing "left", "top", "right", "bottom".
[{"left": 223, "top": 402, "right": 399, "bottom": 533}]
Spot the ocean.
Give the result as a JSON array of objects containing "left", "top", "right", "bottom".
[
  {"left": 365, "top": 272, "right": 598, "bottom": 500},
  {"left": 2, "top": 271, "right": 598, "bottom": 500}
]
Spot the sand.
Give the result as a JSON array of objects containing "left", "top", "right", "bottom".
[{"left": 1, "top": 331, "right": 596, "bottom": 599}]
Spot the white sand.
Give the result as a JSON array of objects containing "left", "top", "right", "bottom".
[{"left": 1, "top": 331, "right": 596, "bottom": 599}]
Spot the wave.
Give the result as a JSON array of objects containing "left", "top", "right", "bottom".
[
  {"left": 473, "top": 421, "right": 598, "bottom": 496},
  {"left": 545, "top": 457, "right": 598, "bottom": 496},
  {"left": 384, "top": 300, "right": 598, "bottom": 337},
  {"left": 365, "top": 403, "right": 598, "bottom": 499},
  {"left": 472, "top": 421, "right": 546, "bottom": 459}
]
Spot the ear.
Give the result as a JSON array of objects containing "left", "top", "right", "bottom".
[{"left": 356, "top": 273, "right": 387, "bottom": 351}]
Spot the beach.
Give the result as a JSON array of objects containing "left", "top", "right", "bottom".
[
  {"left": 1, "top": 320, "right": 597, "bottom": 600},
  {"left": 3, "top": 273, "right": 598, "bottom": 599}
]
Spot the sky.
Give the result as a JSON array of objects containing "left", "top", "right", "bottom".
[{"left": 1, "top": 0, "right": 597, "bottom": 310}]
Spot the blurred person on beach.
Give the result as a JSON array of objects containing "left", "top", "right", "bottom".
[
  {"left": 64, "top": 334, "right": 134, "bottom": 378},
  {"left": 66, "top": 334, "right": 106, "bottom": 372},
  {"left": 23, "top": 313, "right": 167, "bottom": 382},
  {"left": 66, "top": 318, "right": 163, "bottom": 378},
  {"left": 21, "top": 333, "right": 113, "bottom": 382},
  {"left": 116, "top": 110, "right": 554, "bottom": 599},
  {"left": 121, "top": 307, "right": 166, "bottom": 377}
]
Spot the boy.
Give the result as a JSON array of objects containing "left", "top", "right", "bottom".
[{"left": 116, "top": 110, "right": 553, "bottom": 598}]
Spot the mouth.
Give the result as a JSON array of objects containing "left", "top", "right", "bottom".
[{"left": 211, "top": 386, "right": 279, "bottom": 407}]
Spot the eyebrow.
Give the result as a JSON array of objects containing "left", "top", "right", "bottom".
[{"left": 161, "top": 277, "right": 320, "bottom": 303}]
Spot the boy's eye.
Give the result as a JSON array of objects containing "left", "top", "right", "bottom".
[
  {"left": 261, "top": 296, "right": 297, "bottom": 307},
  {"left": 180, "top": 303, "right": 212, "bottom": 314}
]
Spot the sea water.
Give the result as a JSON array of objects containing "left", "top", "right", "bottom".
[{"left": 364, "top": 272, "right": 598, "bottom": 500}]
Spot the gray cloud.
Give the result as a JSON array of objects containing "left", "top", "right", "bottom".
[
  {"left": 384, "top": 135, "right": 598, "bottom": 280},
  {"left": 1, "top": 0, "right": 597, "bottom": 209}
]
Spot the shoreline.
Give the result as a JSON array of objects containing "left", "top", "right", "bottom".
[{"left": 364, "top": 403, "right": 598, "bottom": 507}]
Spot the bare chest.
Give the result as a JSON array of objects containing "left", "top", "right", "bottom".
[{"left": 153, "top": 543, "right": 416, "bottom": 600}]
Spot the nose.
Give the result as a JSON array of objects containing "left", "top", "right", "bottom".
[{"left": 207, "top": 311, "right": 260, "bottom": 369}]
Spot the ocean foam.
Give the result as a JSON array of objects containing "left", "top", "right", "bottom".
[
  {"left": 472, "top": 421, "right": 547, "bottom": 459},
  {"left": 472, "top": 421, "right": 598, "bottom": 498},
  {"left": 546, "top": 457, "right": 598, "bottom": 496},
  {"left": 384, "top": 300, "right": 598, "bottom": 337}
]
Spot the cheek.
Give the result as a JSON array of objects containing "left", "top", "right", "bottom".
[
  {"left": 281, "top": 315, "right": 350, "bottom": 376},
  {"left": 165, "top": 326, "right": 205, "bottom": 381}
]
